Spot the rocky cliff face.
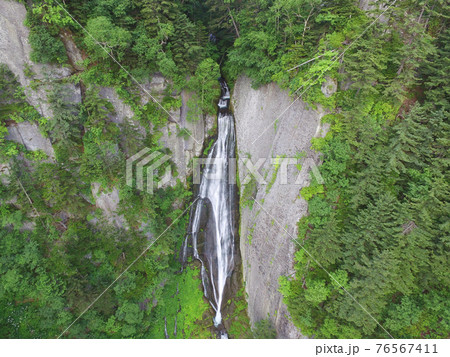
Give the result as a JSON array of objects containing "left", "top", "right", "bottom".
[
  {"left": 0, "top": 0, "right": 81, "bottom": 120},
  {"left": 232, "top": 76, "right": 328, "bottom": 338},
  {"left": 96, "top": 81, "right": 215, "bottom": 186},
  {"left": 0, "top": 0, "right": 80, "bottom": 160},
  {"left": 5, "top": 121, "right": 55, "bottom": 157},
  {"left": 0, "top": 0, "right": 213, "bottom": 228},
  {"left": 158, "top": 89, "right": 215, "bottom": 187},
  {"left": 2, "top": 0, "right": 328, "bottom": 338}
]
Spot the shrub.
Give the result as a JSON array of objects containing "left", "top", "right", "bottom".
[
  {"left": 29, "top": 25, "right": 67, "bottom": 64},
  {"left": 252, "top": 318, "right": 276, "bottom": 339}
]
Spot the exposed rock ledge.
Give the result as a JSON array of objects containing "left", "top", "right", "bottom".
[
  {"left": 6, "top": 121, "right": 55, "bottom": 157},
  {"left": 0, "top": 0, "right": 213, "bottom": 186},
  {"left": 233, "top": 76, "right": 328, "bottom": 338},
  {"left": 0, "top": 0, "right": 81, "bottom": 119}
]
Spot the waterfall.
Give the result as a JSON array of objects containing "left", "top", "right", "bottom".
[{"left": 182, "top": 80, "right": 237, "bottom": 332}]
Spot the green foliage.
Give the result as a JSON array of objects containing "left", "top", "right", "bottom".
[
  {"left": 25, "top": 8, "right": 67, "bottom": 64},
  {"left": 149, "top": 267, "right": 211, "bottom": 338},
  {"left": 84, "top": 16, "right": 132, "bottom": 61},
  {"left": 187, "top": 58, "right": 221, "bottom": 117},
  {"left": 238, "top": 0, "right": 450, "bottom": 339},
  {"left": 0, "top": 155, "right": 206, "bottom": 338},
  {"left": 281, "top": 41, "right": 449, "bottom": 338},
  {"left": 79, "top": 87, "right": 122, "bottom": 185},
  {"left": 266, "top": 155, "right": 284, "bottom": 193},
  {"left": 226, "top": 286, "right": 252, "bottom": 338},
  {"left": 0, "top": 65, "right": 41, "bottom": 123},
  {"left": 36, "top": 162, "right": 89, "bottom": 217},
  {"left": 225, "top": 30, "right": 279, "bottom": 86},
  {"left": 44, "top": 84, "right": 82, "bottom": 160},
  {"left": 252, "top": 318, "right": 276, "bottom": 339},
  {"left": 32, "top": 0, "right": 75, "bottom": 28},
  {"left": 300, "top": 181, "right": 324, "bottom": 201},
  {"left": 0, "top": 0, "right": 254, "bottom": 341},
  {"left": 0, "top": 227, "right": 72, "bottom": 338},
  {"left": 421, "top": 28, "right": 450, "bottom": 110},
  {"left": 0, "top": 65, "right": 47, "bottom": 160},
  {"left": 28, "top": 25, "right": 67, "bottom": 64},
  {"left": 241, "top": 175, "right": 257, "bottom": 209},
  {"left": 3, "top": 0, "right": 446, "bottom": 341}
]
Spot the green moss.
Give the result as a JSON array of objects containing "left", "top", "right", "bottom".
[
  {"left": 148, "top": 266, "right": 212, "bottom": 339},
  {"left": 252, "top": 318, "right": 276, "bottom": 339},
  {"left": 203, "top": 138, "right": 214, "bottom": 156},
  {"left": 241, "top": 176, "right": 257, "bottom": 209},
  {"left": 266, "top": 154, "right": 284, "bottom": 193},
  {"left": 225, "top": 286, "right": 252, "bottom": 339}
]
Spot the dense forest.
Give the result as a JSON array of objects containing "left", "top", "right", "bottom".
[{"left": 0, "top": 0, "right": 448, "bottom": 339}]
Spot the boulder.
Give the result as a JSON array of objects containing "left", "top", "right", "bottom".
[
  {"left": 91, "top": 183, "right": 126, "bottom": 228},
  {"left": 321, "top": 76, "right": 337, "bottom": 98},
  {"left": 6, "top": 121, "right": 55, "bottom": 158},
  {"left": 98, "top": 87, "right": 135, "bottom": 125}
]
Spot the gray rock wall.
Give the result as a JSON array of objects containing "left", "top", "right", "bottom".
[
  {"left": 159, "top": 89, "right": 215, "bottom": 186},
  {"left": 359, "top": 0, "right": 388, "bottom": 23},
  {"left": 0, "top": 0, "right": 212, "bottom": 186},
  {"left": 6, "top": 121, "right": 54, "bottom": 157},
  {"left": 98, "top": 83, "right": 215, "bottom": 186},
  {"left": 91, "top": 182, "right": 126, "bottom": 228},
  {"left": 232, "top": 76, "right": 327, "bottom": 338},
  {"left": 0, "top": 0, "right": 81, "bottom": 119}
]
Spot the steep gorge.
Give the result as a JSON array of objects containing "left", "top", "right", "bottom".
[{"left": 1, "top": 0, "right": 328, "bottom": 338}]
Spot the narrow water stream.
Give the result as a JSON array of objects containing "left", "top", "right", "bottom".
[{"left": 182, "top": 80, "right": 237, "bottom": 338}]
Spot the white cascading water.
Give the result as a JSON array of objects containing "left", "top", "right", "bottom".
[{"left": 182, "top": 80, "right": 236, "bottom": 333}]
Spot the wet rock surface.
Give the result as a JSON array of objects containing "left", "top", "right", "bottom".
[
  {"left": 182, "top": 81, "right": 238, "bottom": 334},
  {"left": 233, "top": 76, "right": 328, "bottom": 338}
]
